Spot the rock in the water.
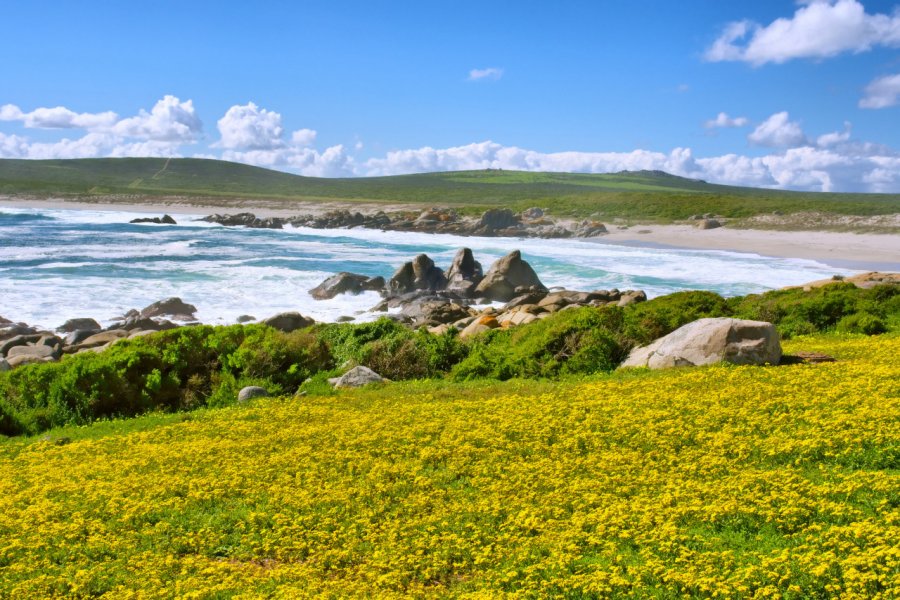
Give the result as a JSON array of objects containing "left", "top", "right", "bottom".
[
  {"left": 57, "top": 318, "right": 102, "bottom": 333},
  {"left": 236, "top": 315, "right": 256, "bottom": 323},
  {"left": 263, "top": 312, "right": 314, "bottom": 332},
  {"left": 620, "top": 318, "right": 781, "bottom": 370},
  {"left": 238, "top": 386, "right": 270, "bottom": 402},
  {"left": 330, "top": 366, "right": 385, "bottom": 388},
  {"left": 445, "top": 248, "right": 483, "bottom": 296},
  {"left": 140, "top": 297, "right": 197, "bottom": 319},
  {"left": 474, "top": 250, "right": 547, "bottom": 302},
  {"left": 310, "top": 272, "right": 385, "bottom": 300},
  {"left": 130, "top": 214, "right": 177, "bottom": 225},
  {"left": 388, "top": 254, "right": 447, "bottom": 295}
]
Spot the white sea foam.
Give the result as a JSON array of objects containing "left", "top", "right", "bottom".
[{"left": 0, "top": 205, "right": 857, "bottom": 329}]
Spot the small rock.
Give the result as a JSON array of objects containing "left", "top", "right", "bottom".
[
  {"left": 236, "top": 315, "right": 256, "bottom": 323},
  {"left": 238, "top": 386, "right": 270, "bottom": 402}
]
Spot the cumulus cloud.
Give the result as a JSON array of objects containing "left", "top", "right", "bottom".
[
  {"left": 705, "top": 0, "right": 900, "bottom": 65},
  {"left": 468, "top": 67, "right": 503, "bottom": 81},
  {"left": 748, "top": 112, "right": 808, "bottom": 148},
  {"left": 291, "top": 128, "right": 317, "bottom": 147},
  {"left": 0, "top": 104, "right": 118, "bottom": 129},
  {"left": 705, "top": 112, "right": 749, "bottom": 128},
  {"left": 221, "top": 144, "right": 354, "bottom": 177},
  {"left": 859, "top": 73, "right": 900, "bottom": 108},
  {"left": 113, "top": 95, "right": 202, "bottom": 142},
  {"left": 216, "top": 102, "right": 285, "bottom": 149}
]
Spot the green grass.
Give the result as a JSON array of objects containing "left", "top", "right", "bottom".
[{"left": 1, "top": 158, "right": 898, "bottom": 221}]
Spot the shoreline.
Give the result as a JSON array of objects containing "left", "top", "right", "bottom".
[{"left": 3, "top": 196, "right": 899, "bottom": 271}]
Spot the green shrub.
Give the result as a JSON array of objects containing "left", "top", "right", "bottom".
[
  {"left": 836, "top": 312, "right": 887, "bottom": 335},
  {"left": 623, "top": 291, "right": 731, "bottom": 345}
]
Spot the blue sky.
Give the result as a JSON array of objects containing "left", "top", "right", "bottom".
[{"left": 2, "top": 1, "right": 900, "bottom": 191}]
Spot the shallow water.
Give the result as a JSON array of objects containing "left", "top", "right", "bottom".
[{"left": 0, "top": 206, "right": 854, "bottom": 329}]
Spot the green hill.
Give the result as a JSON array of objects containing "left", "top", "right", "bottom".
[{"left": 1, "top": 157, "right": 898, "bottom": 221}]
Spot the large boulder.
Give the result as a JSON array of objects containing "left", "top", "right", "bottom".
[
  {"left": 620, "top": 318, "right": 781, "bottom": 369},
  {"left": 388, "top": 254, "right": 447, "bottom": 295},
  {"left": 309, "top": 272, "right": 385, "bottom": 300},
  {"left": 263, "top": 312, "right": 315, "bottom": 332},
  {"left": 140, "top": 297, "right": 197, "bottom": 320},
  {"left": 57, "top": 318, "right": 102, "bottom": 333},
  {"left": 474, "top": 251, "right": 547, "bottom": 302},
  {"left": 76, "top": 330, "right": 129, "bottom": 349},
  {"left": 238, "top": 386, "right": 270, "bottom": 403},
  {"left": 329, "top": 366, "right": 385, "bottom": 388},
  {"left": 7, "top": 344, "right": 58, "bottom": 361},
  {"left": 445, "top": 248, "right": 483, "bottom": 296}
]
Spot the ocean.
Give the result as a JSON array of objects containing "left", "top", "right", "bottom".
[{"left": 0, "top": 206, "right": 854, "bottom": 330}]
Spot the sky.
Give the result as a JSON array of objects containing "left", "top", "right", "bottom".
[{"left": 2, "top": 0, "right": 900, "bottom": 192}]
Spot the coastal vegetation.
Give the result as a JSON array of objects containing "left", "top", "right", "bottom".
[
  {"left": 2, "top": 157, "right": 899, "bottom": 222},
  {"left": 1, "top": 333, "right": 897, "bottom": 597},
  {"left": 1, "top": 281, "right": 897, "bottom": 437}
]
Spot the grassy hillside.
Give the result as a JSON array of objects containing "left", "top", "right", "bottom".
[
  {"left": 1, "top": 157, "right": 898, "bottom": 220},
  {"left": 1, "top": 333, "right": 897, "bottom": 597}
]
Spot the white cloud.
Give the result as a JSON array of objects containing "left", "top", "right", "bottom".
[
  {"left": 705, "top": 112, "right": 749, "bottom": 128},
  {"left": 216, "top": 102, "right": 285, "bottom": 150},
  {"left": 859, "top": 73, "right": 900, "bottom": 108},
  {"left": 291, "top": 128, "right": 317, "bottom": 147},
  {"left": 221, "top": 144, "right": 354, "bottom": 177},
  {"left": 705, "top": 0, "right": 900, "bottom": 65},
  {"left": 0, "top": 103, "right": 119, "bottom": 129},
  {"left": 468, "top": 67, "right": 503, "bottom": 81},
  {"left": 748, "top": 112, "right": 808, "bottom": 148},
  {"left": 817, "top": 121, "right": 852, "bottom": 146},
  {"left": 113, "top": 95, "right": 202, "bottom": 142}
]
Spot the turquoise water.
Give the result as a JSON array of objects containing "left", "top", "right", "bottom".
[{"left": 0, "top": 206, "right": 853, "bottom": 329}]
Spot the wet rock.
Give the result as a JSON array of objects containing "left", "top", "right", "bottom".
[
  {"left": 474, "top": 250, "right": 547, "bottom": 302},
  {"left": 263, "top": 312, "right": 315, "bottom": 332},
  {"left": 445, "top": 248, "right": 483, "bottom": 297},
  {"left": 130, "top": 214, "right": 177, "bottom": 225},
  {"left": 388, "top": 254, "right": 447, "bottom": 295},
  {"left": 310, "top": 272, "right": 385, "bottom": 300},
  {"left": 140, "top": 298, "right": 197, "bottom": 320}
]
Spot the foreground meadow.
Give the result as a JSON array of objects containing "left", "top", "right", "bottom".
[{"left": 1, "top": 334, "right": 898, "bottom": 598}]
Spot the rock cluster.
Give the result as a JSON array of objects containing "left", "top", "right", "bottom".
[
  {"left": 307, "top": 248, "right": 647, "bottom": 334},
  {"left": 201, "top": 207, "right": 610, "bottom": 239}
]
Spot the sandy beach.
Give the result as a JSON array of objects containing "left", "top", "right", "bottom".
[{"left": 3, "top": 196, "right": 899, "bottom": 272}]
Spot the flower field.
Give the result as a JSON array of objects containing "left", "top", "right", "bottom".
[{"left": 1, "top": 334, "right": 898, "bottom": 598}]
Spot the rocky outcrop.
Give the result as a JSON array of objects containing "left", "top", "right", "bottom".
[
  {"left": 263, "top": 312, "right": 315, "bottom": 332},
  {"left": 399, "top": 300, "right": 472, "bottom": 328},
  {"left": 620, "top": 318, "right": 781, "bottom": 369},
  {"left": 388, "top": 254, "right": 447, "bottom": 295},
  {"left": 203, "top": 208, "right": 609, "bottom": 239},
  {"left": 329, "top": 366, "right": 385, "bottom": 388},
  {"left": 130, "top": 214, "right": 177, "bottom": 225},
  {"left": 474, "top": 251, "right": 547, "bottom": 302},
  {"left": 310, "top": 272, "right": 385, "bottom": 300}
]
